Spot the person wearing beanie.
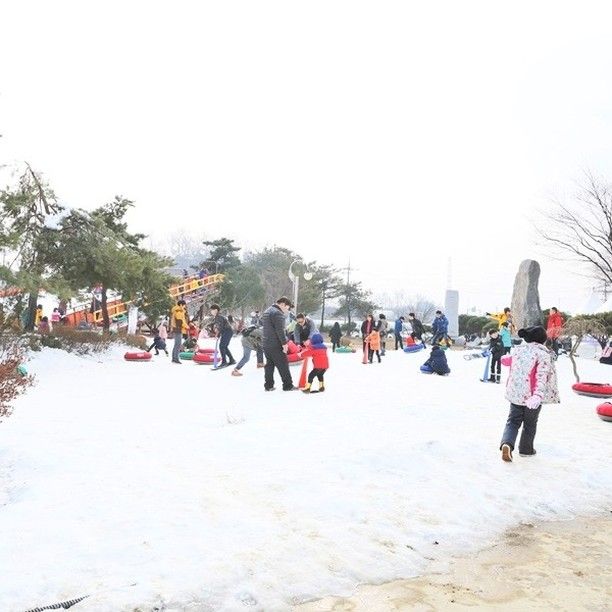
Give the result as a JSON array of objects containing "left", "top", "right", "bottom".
[
  {"left": 300, "top": 333, "right": 329, "bottom": 393},
  {"left": 499, "top": 326, "right": 560, "bottom": 462}
]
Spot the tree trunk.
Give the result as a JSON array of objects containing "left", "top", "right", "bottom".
[
  {"left": 320, "top": 294, "right": 326, "bottom": 330},
  {"left": 569, "top": 336, "right": 582, "bottom": 382},
  {"left": 347, "top": 300, "right": 352, "bottom": 337},
  {"left": 101, "top": 286, "right": 110, "bottom": 332},
  {"left": 25, "top": 292, "right": 38, "bottom": 331}
]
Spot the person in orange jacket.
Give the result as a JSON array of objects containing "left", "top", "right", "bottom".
[
  {"left": 367, "top": 328, "right": 382, "bottom": 363},
  {"left": 301, "top": 333, "right": 329, "bottom": 393}
]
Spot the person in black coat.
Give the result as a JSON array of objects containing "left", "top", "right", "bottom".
[
  {"left": 261, "top": 296, "right": 296, "bottom": 391},
  {"left": 147, "top": 331, "right": 169, "bottom": 356},
  {"left": 488, "top": 329, "right": 505, "bottom": 383},
  {"left": 422, "top": 345, "right": 450, "bottom": 375},
  {"left": 408, "top": 312, "right": 425, "bottom": 345},
  {"left": 293, "top": 313, "right": 317, "bottom": 347},
  {"left": 329, "top": 322, "right": 342, "bottom": 352},
  {"left": 210, "top": 304, "right": 236, "bottom": 367}
]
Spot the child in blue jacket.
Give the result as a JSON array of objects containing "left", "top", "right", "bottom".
[{"left": 499, "top": 322, "right": 512, "bottom": 355}]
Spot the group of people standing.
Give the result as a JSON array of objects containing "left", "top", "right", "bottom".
[
  {"left": 163, "top": 296, "right": 329, "bottom": 393},
  {"left": 158, "top": 297, "right": 564, "bottom": 465},
  {"left": 259, "top": 297, "right": 328, "bottom": 392}
]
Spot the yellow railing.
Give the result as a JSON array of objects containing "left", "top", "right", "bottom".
[
  {"left": 169, "top": 273, "right": 224, "bottom": 299},
  {"left": 89, "top": 273, "right": 224, "bottom": 324}
]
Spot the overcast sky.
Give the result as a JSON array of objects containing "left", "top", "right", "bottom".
[{"left": 2, "top": 1, "right": 612, "bottom": 314}]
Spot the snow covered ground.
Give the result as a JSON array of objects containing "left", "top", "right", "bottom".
[{"left": 1, "top": 341, "right": 611, "bottom": 611}]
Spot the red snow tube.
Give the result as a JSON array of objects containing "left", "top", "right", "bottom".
[
  {"left": 596, "top": 402, "right": 612, "bottom": 422},
  {"left": 124, "top": 351, "right": 152, "bottom": 362},
  {"left": 572, "top": 382, "right": 612, "bottom": 398},
  {"left": 193, "top": 351, "right": 216, "bottom": 364},
  {"left": 287, "top": 352, "right": 304, "bottom": 365},
  {"left": 197, "top": 347, "right": 215, "bottom": 354},
  {"left": 286, "top": 340, "right": 299, "bottom": 354}
]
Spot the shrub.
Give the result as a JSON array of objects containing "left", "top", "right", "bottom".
[
  {"left": 568, "top": 312, "right": 612, "bottom": 335},
  {"left": 124, "top": 334, "right": 148, "bottom": 350},
  {"left": 482, "top": 321, "right": 499, "bottom": 335},
  {"left": 341, "top": 322, "right": 357, "bottom": 334},
  {"left": 0, "top": 334, "right": 34, "bottom": 420},
  {"left": 40, "top": 327, "right": 112, "bottom": 355}
]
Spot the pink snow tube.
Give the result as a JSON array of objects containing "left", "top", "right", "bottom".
[
  {"left": 124, "top": 351, "right": 152, "bottom": 362},
  {"left": 572, "top": 382, "right": 612, "bottom": 398},
  {"left": 596, "top": 402, "right": 612, "bottom": 422},
  {"left": 501, "top": 355, "right": 512, "bottom": 367}
]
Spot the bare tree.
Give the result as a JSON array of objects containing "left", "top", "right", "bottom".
[
  {"left": 537, "top": 172, "right": 612, "bottom": 286},
  {"left": 406, "top": 295, "right": 439, "bottom": 324},
  {"left": 562, "top": 318, "right": 606, "bottom": 382},
  {"left": 380, "top": 291, "right": 438, "bottom": 323}
]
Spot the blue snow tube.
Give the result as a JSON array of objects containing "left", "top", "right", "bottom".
[
  {"left": 404, "top": 344, "right": 424, "bottom": 353},
  {"left": 420, "top": 364, "right": 433, "bottom": 374}
]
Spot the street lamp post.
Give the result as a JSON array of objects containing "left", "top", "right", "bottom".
[{"left": 288, "top": 260, "right": 313, "bottom": 314}]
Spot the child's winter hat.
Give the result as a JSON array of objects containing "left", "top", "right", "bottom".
[
  {"left": 518, "top": 326, "right": 547, "bottom": 344},
  {"left": 311, "top": 333, "right": 325, "bottom": 347}
]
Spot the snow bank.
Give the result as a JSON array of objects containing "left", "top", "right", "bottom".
[{"left": 1, "top": 342, "right": 610, "bottom": 611}]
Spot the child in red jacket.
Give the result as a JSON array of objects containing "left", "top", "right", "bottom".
[{"left": 301, "top": 333, "right": 329, "bottom": 393}]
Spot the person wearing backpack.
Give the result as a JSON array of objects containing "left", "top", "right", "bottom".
[
  {"left": 377, "top": 313, "right": 389, "bottom": 356},
  {"left": 232, "top": 326, "right": 264, "bottom": 376}
]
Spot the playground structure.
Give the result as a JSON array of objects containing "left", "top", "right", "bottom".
[{"left": 1, "top": 273, "right": 224, "bottom": 328}]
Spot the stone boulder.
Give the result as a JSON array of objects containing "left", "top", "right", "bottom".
[{"left": 511, "top": 259, "right": 543, "bottom": 330}]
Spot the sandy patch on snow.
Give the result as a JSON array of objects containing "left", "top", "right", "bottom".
[{"left": 295, "top": 515, "right": 612, "bottom": 611}]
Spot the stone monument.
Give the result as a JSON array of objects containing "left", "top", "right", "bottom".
[
  {"left": 511, "top": 260, "right": 543, "bottom": 330},
  {"left": 444, "top": 289, "right": 459, "bottom": 338}
]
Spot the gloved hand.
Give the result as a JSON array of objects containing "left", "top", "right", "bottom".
[{"left": 525, "top": 395, "right": 541, "bottom": 410}]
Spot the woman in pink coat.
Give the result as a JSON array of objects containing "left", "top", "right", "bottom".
[{"left": 500, "top": 326, "right": 559, "bottom": 462}]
